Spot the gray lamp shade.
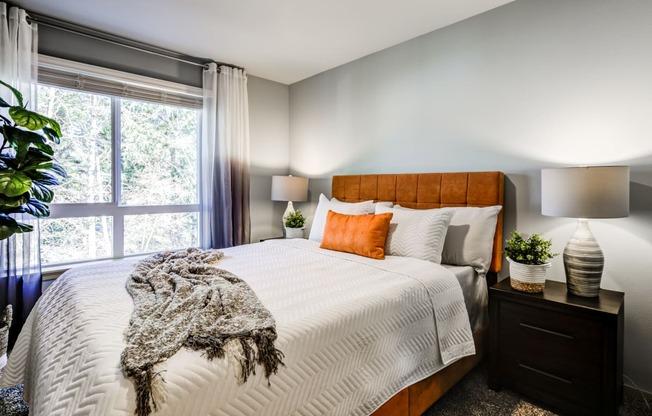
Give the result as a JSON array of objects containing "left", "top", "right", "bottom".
[
  {"left": 541, "top": 166, "right": 630, "bottom": 219},
  {"left": 271, "top": 175, "right": 309, "bottom": 202}
]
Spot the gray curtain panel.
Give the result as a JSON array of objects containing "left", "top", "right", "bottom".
[
  {"left": 0, "top": 217, "right": 41, "bottom": 349},
  {"left": 200, "top": 64, "right": 251, "bottom": 249}
]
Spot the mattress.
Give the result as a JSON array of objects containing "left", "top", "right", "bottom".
[{"left": 1, "top": 239, "right": 476, "bottom": 416}]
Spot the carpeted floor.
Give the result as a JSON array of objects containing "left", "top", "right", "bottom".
[
  {"left": 0, "top": 384, "right": 27, "bottom": 416},
  {"left": 424, "top": 363, "right": 652, "bottom": 416},
  {"left": 1, "top": 362, "right": 650, "bottom": 415}
]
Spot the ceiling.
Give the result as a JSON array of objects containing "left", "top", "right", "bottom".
[{"left": 19, "top": 0, "right": 514, "bottom": 85}]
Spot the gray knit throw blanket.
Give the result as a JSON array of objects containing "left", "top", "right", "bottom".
[{"left": 121, "top": 248, "right": 284, "bottom": 416}]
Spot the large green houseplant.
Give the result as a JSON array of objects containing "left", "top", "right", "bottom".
[{"left": 0, "top": 80, "right": 66, "bottom": 240}]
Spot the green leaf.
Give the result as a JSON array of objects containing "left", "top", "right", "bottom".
[
  {"left": 3, "top": 126, "right": 52, "bottom": 161},
  {"left": 4, "top": 126, "right": 48, "bottom": 146},
  {"left": 26, "top": 170, "right": 61, "bottom": 187},
  {"left": 22, "top": 160, "right": 66, "bottom": 181},
  {"left": 0, "top": 80, "right": 23, "bottom": 107},
  {"left": 44, "top": 119, "right": 62, "bottom": 138},
  {"left": 48, "top": 161, "right": 66, "bottom": 178},
  {"left": 29, "top": 179, "right": 54, "bottom": 203},
  {"left": 18, "top": 148, "right": 55, "bottom": 171},
  {"left": 38, "top": 142, "right": 54, "bottom": 156},
  {"left": 0, "top": 96, "right": 9, "bottom": 108},
  {"left": 0, "top": 155, "right": 17, "bottom": 170},
  {"left": 0, "top": 170, "right": 33, "bottom": 197},
  {"left": 0, "top": 214, "right": 33, "bottom": 240},
  {"left": 21, "top": 198, "right": 49, "bottom": 217},
  {"left": 42, "top": 127, "right": 61, "bottom": 144},
  {"left": 8, "top": 107, "right": 59, "bottom": 132},
  {"left": 0, "top": 192, "right": 30, "bottom": 208}
]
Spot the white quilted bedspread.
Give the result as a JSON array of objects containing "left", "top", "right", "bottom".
[{"left": 1, "top": 239, "right": 475, "bottom": 416}]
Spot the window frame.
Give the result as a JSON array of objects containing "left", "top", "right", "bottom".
[{"left": 38, "top": 56, "right": 203, "bottom": 268}]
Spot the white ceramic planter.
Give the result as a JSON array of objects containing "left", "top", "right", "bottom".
[
  {"left": 284, "top": 227, "right": 304, "bottom": 239},
  {"left": 508, "top": 257, "right": 551, "bottom": 293}
]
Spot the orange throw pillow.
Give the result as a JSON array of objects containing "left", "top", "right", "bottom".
[{"left": 320, "top": 210, "right": 393, "bottom": 259}]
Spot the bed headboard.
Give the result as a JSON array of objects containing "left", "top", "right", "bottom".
[{"left": 331, "top": 171, "right": 505, "bottom": 274}]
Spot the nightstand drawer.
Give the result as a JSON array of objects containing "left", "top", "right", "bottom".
[
  {"left": 499, "top": 301, "right": 603, "bottom": 407},
  {"left": 499, "top": 301, "right": 602, "bottom": 367}
]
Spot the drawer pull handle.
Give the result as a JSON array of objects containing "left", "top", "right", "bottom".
[
  {"left": 519, "top": 322, "right": 574, "bottom": 339},
  {"left": 519, "top": 363, "right": 572, "bottom": 385}
]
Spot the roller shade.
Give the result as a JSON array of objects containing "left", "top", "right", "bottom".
[{"left": 38, "top": 57, "right": 202, "bottom": 109}]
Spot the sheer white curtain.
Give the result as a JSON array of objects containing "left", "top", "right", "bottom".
[
  {"left": 200, "top": 63, "right": 251, "bottom": 249},
  {"left": 0, "top": 3, "right": 37, "bottom": 102},
  {"left": 0, "top": 2, "right": 40, "bottom": 350}
]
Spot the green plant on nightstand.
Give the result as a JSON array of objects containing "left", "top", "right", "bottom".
[
  {"left": 505, "top": 231, "right": 557, "bottom": 265},
  {"left": 284, "top": 210, "right": 306, "bottom": 239},
  {"left": 504, "top": 230, "right": 558, "bottom": 293},
  {"left": 284, "top": 210, "right": 305, "bottom": 229}
]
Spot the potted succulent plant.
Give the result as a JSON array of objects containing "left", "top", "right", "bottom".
[
  {"left": 505, "top": 231, "right": 558, "bottom": 293},
  {"left": 284, "top": 210, "right": 306, "bottom": 239}
]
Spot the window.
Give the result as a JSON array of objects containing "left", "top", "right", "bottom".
[{"left": 37, "top": 57, "right": 202, "bottom": 266}]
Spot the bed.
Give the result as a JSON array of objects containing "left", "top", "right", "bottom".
[{"left": 1, "top": 171, "right": 504, "bottom": 416}]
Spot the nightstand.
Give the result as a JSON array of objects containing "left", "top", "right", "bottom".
[
  {"left": 488, "top": 278, "right": 624, "bottom": 416},
  {"left": 260, "top": 236, "right": 284, "bottom": 242}
]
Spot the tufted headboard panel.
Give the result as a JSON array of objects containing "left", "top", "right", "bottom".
[{"left": 331, "top": 171, "right": 505, "bottom": 273}]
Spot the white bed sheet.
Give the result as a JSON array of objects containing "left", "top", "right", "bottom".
[
  {"left": 443, "top": 265, "right": 488, "bottom": 332},
  {"left": 1, "top": 239, "right": 475, "bottom": 416}
]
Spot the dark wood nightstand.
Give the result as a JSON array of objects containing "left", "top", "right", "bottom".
[
  {"left": 260, "top": 236, "right": 284, "bottom": 242},
  {"left": 489, "top": 278, "right": 624, "bottom": 416}
]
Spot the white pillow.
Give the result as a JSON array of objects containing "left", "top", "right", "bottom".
[
  {"left": 440, "top": 206, "right": 502, "bottom": 274},
  {"left": 395, "top": 205, "right": 502, "bottom": 275},
  {"left": 308, "top": 194, "right": 374, "bottom": 242},
  {"left": 375, "top": 205, "right": 453, "bottom": 264},
  {"left": 372, "top": 201, "right": 394, "bottom": 210},
  {"left": 332, "top": 198, "right": 392, "bottom": 211}
]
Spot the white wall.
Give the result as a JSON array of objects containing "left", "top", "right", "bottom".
[
  {"left": 248, "top": 75, "right": 291, "bottom": 243},
  {"left": 289, "top": 0, "right": 652, "bottom": 392}
]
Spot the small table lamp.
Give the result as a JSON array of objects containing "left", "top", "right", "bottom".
[
  {"left": 541, "top": 166, "right": 629, "bottom": 297},
  {"left": 271, "top": 175, "right": 309, "bottom": 225}
]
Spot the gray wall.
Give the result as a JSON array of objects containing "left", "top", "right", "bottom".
[
  {"left": 248, "top": 75, "right": 290, "bottom": 242},
  {"left": 38, "top": 25, "right": 203, "bottom": 87},
  {"left": 289, "top": 0, "right": 652, "bottom": 392}
]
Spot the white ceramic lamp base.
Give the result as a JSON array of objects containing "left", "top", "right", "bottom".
[
  {"left": 281, "top": 200, "right": 295, "bottom": 229},
  {"left": 282, "top": 201, "right": 294, "bottom": 237},
  {"left": 563, "top": 219, "right": 604, "bottom": 297}
]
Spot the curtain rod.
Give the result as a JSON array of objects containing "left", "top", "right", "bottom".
[{"left": 23, "top": 10, "right": 244, "bottom": 71}]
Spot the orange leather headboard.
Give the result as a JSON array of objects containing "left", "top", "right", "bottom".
[{"left": 331, "top": 171, "right": 505, "bottom": 273}]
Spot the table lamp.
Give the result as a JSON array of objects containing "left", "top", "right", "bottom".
[
  {"left": 271, "top": 175, "right": 309, "bottom": 226},
  {"left": 541, "top": 166, "right": 629, "bottom": 297}
]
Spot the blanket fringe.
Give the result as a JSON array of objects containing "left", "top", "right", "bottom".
[
  {"left": 186, "top": 335, "right": 225, "bottom": 360},
  {"left": 127, "top": 365, "right": 167, "bottom": 416},
  {"left": 255, "top": 331, "right": 285, "bottom": 381},
  {"left": 187, "top": 331, "right": 285, "bottom": 385}
]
